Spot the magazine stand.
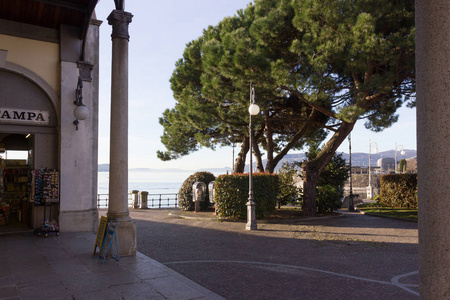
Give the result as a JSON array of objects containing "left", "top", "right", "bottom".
[{"left": 97, "top": 218, "right": 120, "bottom": 263}]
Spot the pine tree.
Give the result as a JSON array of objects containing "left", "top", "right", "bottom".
[
  {"left": 158, "top": 0, "right": 415, "bottom": 216},
  {"left": 159, "top": 1, "right": 328, "bottom": 173},
  {"left": 286, "top": 0, "right": 415, "bottom": 215}
]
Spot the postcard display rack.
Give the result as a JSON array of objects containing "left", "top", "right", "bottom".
[{"left": 32, "top": 169, "right": 60, "bottom": 236}]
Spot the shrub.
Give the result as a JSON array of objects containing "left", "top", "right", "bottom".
[
  {"left": 178, "top": 171, "right": 216, "bottom": 211},
  {"left": 214, "top": 173, "right": 279, "bottom": 219},
  {"left": 380, "top": 174, "right": 417, "bottom": 208},
  {"left": 316, "top": 184, "right": 341, "bottom": 213},
  {"left": 277, "top": 162, "right": 302, "bottom": 208}
]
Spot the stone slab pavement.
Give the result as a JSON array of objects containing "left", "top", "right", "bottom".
[
  {"left": 126, "top": 209, "right": 419, "bottom": 300},
  {"left": 0, "top": 230, "right": 223, "bottom": 300}
]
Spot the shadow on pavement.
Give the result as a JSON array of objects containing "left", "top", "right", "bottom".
[{"left": 123, "top": 209, "right": 419, "bottom": 300}]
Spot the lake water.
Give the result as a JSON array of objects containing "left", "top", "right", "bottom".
[
  {"left": 97, "top": 169, "right": 228, "bottom": 208},
  {"left": 97, "top": 170, "right": 196, "bottom": 195}
]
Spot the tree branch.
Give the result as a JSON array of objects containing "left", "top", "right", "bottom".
[{"left": 281, "top": 86, "right": 339, "bottom": 120}]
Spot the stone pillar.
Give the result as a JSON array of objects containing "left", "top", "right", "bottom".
[
  {"left": 106, "top": 9, "right": 136, "bottom": 256},
  {"left": 416, "top": 2, "right": 450, "bottom": 298},
  {"left": 139, "top": 191, "right": 148, "bottom": 209},
  {"left": 131, "top": 190, "right": 139, "bottom": 209}
]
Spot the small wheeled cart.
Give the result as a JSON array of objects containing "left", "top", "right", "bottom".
[{"left": 34, "top": 204, "right": 59, "bottom": 237}]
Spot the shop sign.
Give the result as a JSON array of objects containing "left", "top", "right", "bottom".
[{"left": 0, "top": 108, "right": 49, "bottom": 125}]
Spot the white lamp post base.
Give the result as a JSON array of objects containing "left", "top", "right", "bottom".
[{"left": 246, "top": 201, "right": 257, "bottom": 230}]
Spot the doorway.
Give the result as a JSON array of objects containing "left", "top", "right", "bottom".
[{"left": 0, "top": 133, "right": 33, "bottom": 234}]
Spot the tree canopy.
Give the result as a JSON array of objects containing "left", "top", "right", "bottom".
[
  {"left": 158, "top": 0, "right": 415, "bottom": 214},
  {"left": 158, "top": 0, "right": 328, "bottom": 173},
  {"left": 287, "top": 0, "right": 415, "bottom": 215}
]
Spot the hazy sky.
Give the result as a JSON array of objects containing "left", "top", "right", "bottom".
[{"left": 94, "top": 0, "right": 417, "bottom": 170}]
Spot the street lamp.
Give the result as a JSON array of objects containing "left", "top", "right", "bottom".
[
  {"left": 232, "top": 143, "right": 236, "bottom": 173},
  {"left": 368, "top": 139, "right": 378, "bottom": 199},
  {"left": 246, "top": 83, "right": 259, "bottom": 231},
  {"left": 348, "top": 133, "right": 354, "bottom": 211},
  {"left": 73, "top": 77, "right": 89, "bottom": 130},
  {"left": 395, "top": 143, "right": 405, "bottom": 173}
]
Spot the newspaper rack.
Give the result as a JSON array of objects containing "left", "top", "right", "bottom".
[{"left": 96, "top": 218, "right": 120, "bottom": 263}]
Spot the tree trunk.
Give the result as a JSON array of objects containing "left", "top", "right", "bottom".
[
  {"left": 302, "top": 162, "right": 319, "bottom": 216},
  {"left": 264, "top": 109, "right": 274, "bottom": 173},
  {"left": 234, "top": 136, "right": 249, "bottom": 173},
  {"left": 252, "top": 131, "right": 265, "bottom": 172},
  {"left": 302, "top": 121, "right": 356, "bottom": 216}
]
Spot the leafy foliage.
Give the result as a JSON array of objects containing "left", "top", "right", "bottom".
[
  {"left": 214, "top": 173, "right": 279, "bottom": 219},
  {"left": 380, "top": 174, "right": 417, "bottom": 208},
  {"left": 316, "top": 185, "right": 342, "bottom": 214},
  {"left": 159, "top": 0, "right": 328, "bottom": 173},
  {"left": 277, "top": 162, "right": 302, "bottom": 207},
  {"left": 291, "top": 0, "right": 415, "bottom": 214},
  {"left": 160, "top": 0, "right": 415, "bottom": 213},
  {"left": 178, "top": 171, "right": 216, "bottom": 211}
]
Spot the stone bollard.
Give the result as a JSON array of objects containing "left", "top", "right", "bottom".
[
  {"left": 131, "top": 190, "right": 140, "bottom": 209},
  {"left": 139, "top": 191, "right": 148, "bottom": 209}
]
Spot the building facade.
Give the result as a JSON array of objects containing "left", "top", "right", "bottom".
[{"left": 0, "top": 0, "right": 101, "bottom": 232}]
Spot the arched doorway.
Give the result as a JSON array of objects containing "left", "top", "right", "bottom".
[{"left": 0, "top": 69, "right": 59, "bottom": 233}]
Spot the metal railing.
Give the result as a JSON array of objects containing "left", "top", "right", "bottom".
[
  {"left": 97, "top": 194, "right": 110, "bottom": 208},
  {"left": 97, "top": 193, "right": 178, "bottom": 209},
  {"left": 147, "top": 193, "right": 179, "bottom": 208}
]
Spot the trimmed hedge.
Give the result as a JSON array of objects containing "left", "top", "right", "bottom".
[
  {"left": 214, "top": 173, "right": 279, "bottom": 219},
  {"left": 178, "top": 171, "right": 216, "bottom": 211},
  {"left": 380, "top": 174, "right": 417, "bottom": 208}
]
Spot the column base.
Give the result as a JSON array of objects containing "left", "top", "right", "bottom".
[
  {"left": 113, "top": 217, "right": 137, "bottom": 257},
  {"left": 246, "top": 202, "right": 257, "bottom": 230}
]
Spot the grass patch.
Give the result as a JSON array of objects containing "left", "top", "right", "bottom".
[{"left": 357, "top": 203, "right": 417, "bottom": 221}]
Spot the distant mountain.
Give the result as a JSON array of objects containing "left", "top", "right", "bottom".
[
  {"left": 98, "top": 149, "right": 417, "bottom": 174},
  {"left": 97, "top": 163, "right": 231, "bottom": 175},
  {"left": 338, "top": 149, "right": 417, "bottom": 167},
  {"left": 244, "top": 149, "right": 417, "bottom": 172},
  {"left": 198, "top": 167, "right": 233, "bottom": 174},
  {"left": 98, "top": 164, "right": 109, "bottom": 172}
]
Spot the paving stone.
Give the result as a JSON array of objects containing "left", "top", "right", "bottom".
[
  {"left": 17, "top": 282, "right": 72, "bottom": 300},
  {"left": 71, "top": 289, "right": 122, "bottom": 300},
  {"left": 110, "top": 282, "right": 165, "bottom": 300},
  {"left": 0, "top": 286, "right": 18, "bottom": 299},
  {"left": 128, "top": 209, "right": 419, "bottom": 299}
]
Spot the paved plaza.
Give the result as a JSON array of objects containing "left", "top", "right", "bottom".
[
  {"left": 1, "top": 209, "right": 418, "bottom": 299},
  {"left": 130, "top": 209, "right": 419, "bottom": 299}
]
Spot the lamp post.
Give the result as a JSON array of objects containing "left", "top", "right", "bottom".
[
  {"left": 395, "top": 143, "right": 405, "bottom": 173},
  {"left": 348, "top": 133, "right": 354, "bottom": 211},
  {"left": 247, "top": 83, "right": 259, "bottom": 230},
  {"left": 368, "top": 139, "right": 378, "bottom": 199},
  {"left": 232, "top": 143, "right": 235, "bottom": 174}
]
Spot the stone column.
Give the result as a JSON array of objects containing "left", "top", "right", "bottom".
[
  {"left": 139, "top": 191, "right": 148, "bottom": 209},
  {"left": 106, "top": 9, "right": 136, "bottom": 256},
  {"left": 131, "top": 190, "right": 139, "bottom": 209},
  {"left": 416, "top": 1, "right": 450, "bottom": 298}
]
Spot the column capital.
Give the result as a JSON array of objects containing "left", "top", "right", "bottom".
[{"left": 107, "top": 10, "right": 133, "bottom": 40}]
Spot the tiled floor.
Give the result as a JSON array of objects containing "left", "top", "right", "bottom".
[{"left": 0, "top": 231, "right": 223, "bottom": 300}]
